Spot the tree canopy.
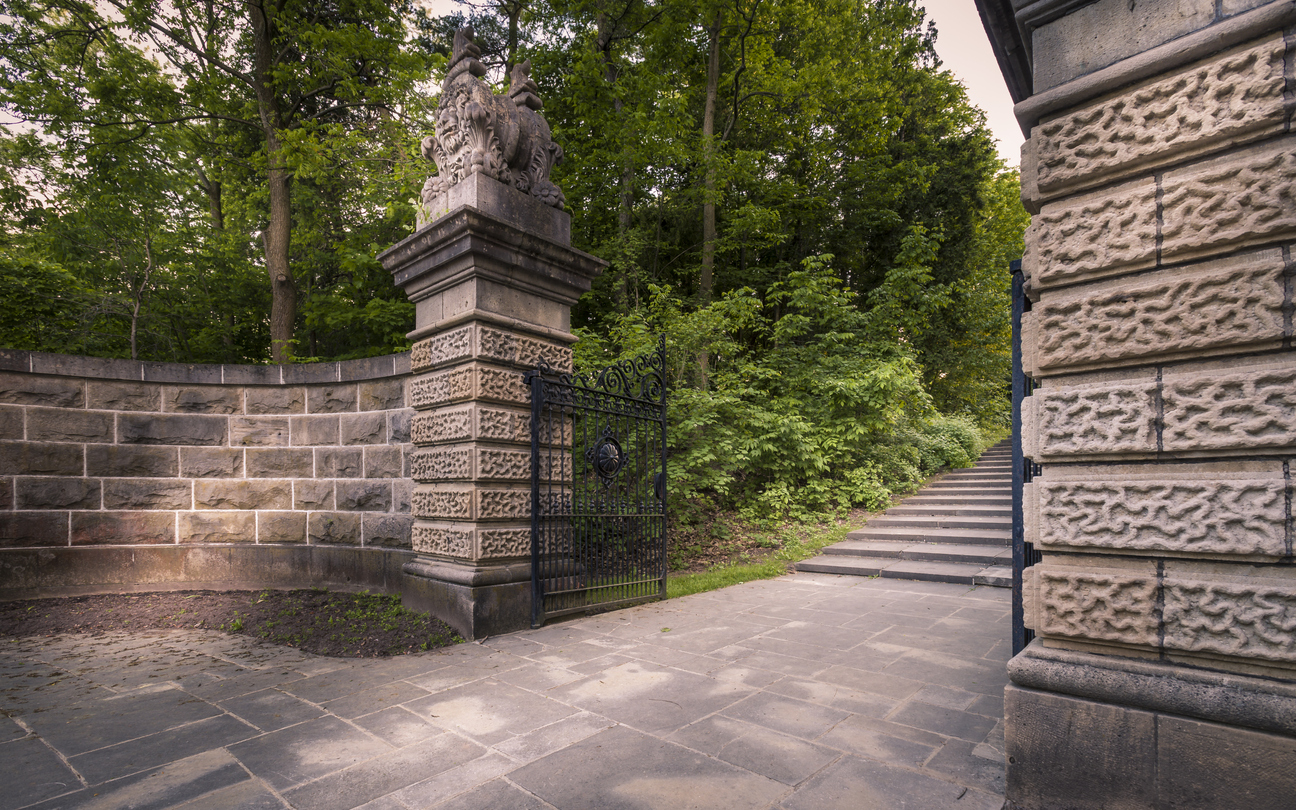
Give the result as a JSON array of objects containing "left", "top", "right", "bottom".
[{"left": 0, "top": 0, "right": 1028, "bottom": 516}]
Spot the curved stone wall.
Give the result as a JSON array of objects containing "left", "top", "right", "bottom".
[{"left": 0, "top": 350, "right": 415, "bottom": 598}]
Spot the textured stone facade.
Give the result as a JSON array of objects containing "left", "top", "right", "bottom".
[
  {"left": 380, "top": 166, "right": 603, "bottom": 638},
  {"left": 1002, "top": 1, "right": 1296, "bottom": 804},
  {"left": 0, "top": 353, "right": 414, "bottom": 554}
]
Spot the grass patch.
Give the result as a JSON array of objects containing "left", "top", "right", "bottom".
[{"left": 666, "top": 511, "right": 865, "bottom": 599}]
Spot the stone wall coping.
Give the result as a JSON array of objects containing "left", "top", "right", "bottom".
[
  {"left": 1014, "top": 0, "right": 1296, "bottom": 129},
  {"left": 1008, "top": 640, "right": 1296, "bottom": 737},
  {"left": 0, "top": 349, "right": 412, "bottom": 384}
]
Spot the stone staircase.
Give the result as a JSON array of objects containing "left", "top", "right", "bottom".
[{"left": 796, "top": 440, "right": 1013, "bottom": 587}]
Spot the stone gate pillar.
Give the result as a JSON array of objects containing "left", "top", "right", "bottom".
[
  {"left": 379, "top": 29, "right": 604, "bottom": 639},
  {"left": 975, "top": 0, "right": 1296, "bottom": 806}
]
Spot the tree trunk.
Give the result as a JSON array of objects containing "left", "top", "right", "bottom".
[
  {"left": 700, "top": 11, "right": 721, "bottom": 306},
  {"left": 250, "top": 0, "right": 296, "bottom": 364},
  {"left": 597, "top": 9, "right": 637, "bottom": 312}
]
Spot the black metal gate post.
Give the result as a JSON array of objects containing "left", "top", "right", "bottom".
[
  {"left": 527, "top": 338, "right": 668, "bottom": 627},
  {"left": 1011, "top": 260, "right": 1042, "bottom": 656}
]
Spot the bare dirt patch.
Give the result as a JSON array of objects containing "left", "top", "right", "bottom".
[{"left": 0, "top": 589, "right": 462, "bottom": 658}]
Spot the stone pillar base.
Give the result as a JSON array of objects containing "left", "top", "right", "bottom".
[
  {"left": 400, "top": 558, "right": 531, "bottom": 639},
  {"left": 1006, "top": 642, "right": 1296, "bottom": 810}
]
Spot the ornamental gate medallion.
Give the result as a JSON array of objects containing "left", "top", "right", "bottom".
[{"left": 526, "top": 340, "right": 668, "bottom": 627}]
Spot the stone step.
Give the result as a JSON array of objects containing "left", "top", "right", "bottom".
[
  {"left": 886, "top": 504, "right": 1012, "bottom": 518},
  {"left": 925, "top": 481, "right": 1011, "bottom": 491},
  {"left": 848, "top": 526, "right": 1011, "bottom": 546},
  {"left": 942, "top": 470, "right": 1011, "bottom": 479},
  {"left": 868, "top": 515, "right": 1010, "bottom": 530},
  {"left": 795, "top": 556, "right": 1010, "bottom": 587},
  {"left": 824, "top": 541, "right": 1009, "bottom": 565},
  {"left": 901, "top": 494, "right": 1012, "bottom": 506}
]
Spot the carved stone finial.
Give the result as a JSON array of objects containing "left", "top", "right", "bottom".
[{"left": 419, "top": 29, "right": 565, "bottom": 224}]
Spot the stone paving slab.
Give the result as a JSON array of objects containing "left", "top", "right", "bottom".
[{"left": 0, "top": 573, "right": 1009, "bottom": 809}]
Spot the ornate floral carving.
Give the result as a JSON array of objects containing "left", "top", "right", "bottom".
[
  {"left": 411, "top": 327, "right": 473, "bottom": 372},
  {"left": 412, "top": 524, "right": 472, "bottom": 556},
  {"left": 411, "top": 488, "right": 473, "bottom": 519},
  {"left": 478, "top": 528, "right": 531, "bottom": 558},
  {"left": 420, "top": 28, "right": 565, "bottom": 216}
]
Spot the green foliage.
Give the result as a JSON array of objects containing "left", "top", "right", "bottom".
[{"left": 581, "top": 255, "right": 995, "bottom": 522}]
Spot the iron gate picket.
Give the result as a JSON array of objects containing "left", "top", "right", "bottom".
[
  {"left": 526, "top": 339, "right": 668, "bottom": 628},
  {"left": 1011, "top": 260, "right": 1042, "bottom": 655}
]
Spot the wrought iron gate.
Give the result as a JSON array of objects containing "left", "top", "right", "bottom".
[
  {"left": 527, "top": 339, "right": 668, "bottom": 627},
  {"left": 1011, "top": 260, "right": 1042, "bottom": 655}
]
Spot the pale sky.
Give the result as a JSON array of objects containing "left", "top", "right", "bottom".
[{"left": 921, "top": 0, "right": 1024, "bottom": 165}]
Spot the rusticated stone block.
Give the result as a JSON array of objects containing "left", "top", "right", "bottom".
[
  {"left": 409, "top": 367, "right": 474, "bottom": 409},
  {"left": 1024, "top": 178, "right": 1158, "bottom": 290},
  {"left": 1033, "top": 36, "right": 1287, "bottom": 198},
  {"left": 1162, "top": 362, "right": 1296, "bottom": 452},
  {"left": 71, "top": 511, "right": 175, "bottom": 545},
  {"left": 1036, "top": 569, "right": 1159, "bottom": 647},
  {"left": 245, "top": 387, "right": 305, "bottom": 415},
  {"left": 194, "top": 480, "right": 291, "bottom": 510},
  {"left": 1161, "top": 137, "right": 1296, "bottom": 263},
  {"left": 478, "top": 326, "right": 573, "bottom": 371},
  {"left": 478, "top": 407, "right": 531, "bottom": 444},
  {"left": 102, "top": 479, "right": 191, "bottom": 510},
  {"left": 394, "top": 479, "right": 412, "bottom": 513},
  {"left": 258, "top": 511, "right": 306, "bottom": 544},
  {"left": 230, "top": 416, "right": 289, "bottom": 446},
  {"left": 163, "top": 386, "right": 242, "bottom": 414},
  {"left": 364, "top": 446, "right": 403, "bottom": 479},
  {"left": 410, "top": 408, "right": 472, "bottom": 445},
  {"left": 478, "top": 367, "right": 528, "bottom": 405},
  {"left": 412, "top": 523, "right": 472, "bottom": 556},
  {"left": 0, "top": 512, "right": 69, "bottom": 547},
  {"left": 246, "top": 448, "right": 313, "bottom": 479},
  {"left": 478, "top": 448, "right": 530, "bottom": 481},
  {"left": 411, "top": 325, "right": 472, "bottom": 371},
  {"left": 1036, "top": 252, "right": 1286, "bottom": 372},
  {"left": 179, "top": 511, "right": 255, "bottom": 544},
  {"left": 0, "top": 477, "right": 11, "bottom": 509},
  {"left": 1031, "top": 382, "right": 1158, "bottom": 459},
  {"left": 337, "top": 480, "right": 392, "bottom": 511},
  {"left": 0, "top": 441, "right": 83, "bottom": 476},
  {"left": 477, "top": 489, "right": 530, "bottom": 520},
  {"left": 316, "top": 447, "right": 362, "bottom": 478},
  {"left": 26, "top": 407, "right": 114, "bottom": 443},
  {"left": 309, "top": 512, "right": 361, "bottom": 545},
  {"left": 16, "top": 478, "right": 100, "bottom": 510},
  {"left": 411, "top": 487, "right": 473, "bottom": 519},
  {"left": 88, "top": 445, "right": 178, "bottom": 478},
  {"left": 479, "top": 527, "right": 530, "bottom": 558},
  {"left": 359, "top": 379, "right": 405, "bottom": 411},
  {"left": 1163, "top": 579, "right": 1296, "bottom": 663},
  {"left": 409, "top": 447, "right": 472, "bottom": 481},
  {"left": 179, "top": 447, "right": 243, "bottom": 478},
  {"left": 119, "top": 413, "right": 227, "bottom": 446},
  {"left": 306, "top": 384, "right": 357, "bottom": 414},
  {"left": 389, "top": 409, "right": 412, "bottom": 443},
  {"left": 294, "top": 480, "right": 334, "bottom": 510},
  {"left": 362, "top": 514, "right": 412, "bottom": 548},
  {"left": 340, "top": 412, "right": 386, "bottom": 445},
  {"left": 87, "top": 381, "right": 161, "bottom": 412},
  {"left": 0, "top": 406, "right": 20, "bottom": 440},
  {"left": 0, "top": 373, "right": 83, "bottom": 408},
  {"left": 1035, "top": 479, "right": 1287, "bottom": 556},
  {"left": 290, "top": 415, "right": 339, "bottom": 446}
]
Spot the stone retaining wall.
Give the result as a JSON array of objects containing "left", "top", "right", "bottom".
[{"left": 0, "top": 350, "right": 415, "bottom": 598}]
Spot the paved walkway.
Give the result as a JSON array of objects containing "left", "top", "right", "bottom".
[{"left": 1, "top": 574, "right": 1010, "bottom": 810}]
